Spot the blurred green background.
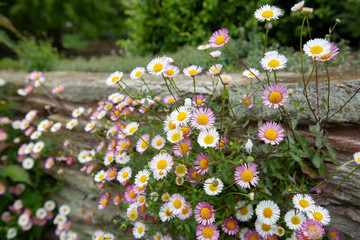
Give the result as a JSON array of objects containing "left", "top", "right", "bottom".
[{"left": 0, "top": 0, "right": 359, "bottom": 72}]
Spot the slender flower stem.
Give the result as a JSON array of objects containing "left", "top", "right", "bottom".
[
  {"left": 324, "top": 62, "right": 331, "bottom": 119},
  {"left": 273, "top": 70, "right": 278, "bottom": 84},
  {"left": 326, "top": 87, "right": 360, "bottom": 121},
  {"left": 192, "top": 76, "right": 198, "bottom": 108},
  {"left": 329, "top": 165, "right": 360, "bottom": 195},
  {"left": 315, "top": 60, "right": 320, "bottom": 118},
  {"left": 169, "top": 78, "right": 184, "bottom": 99},
  {"left": 300, "top": 16, "right": 306, "bottom": 85},
  {"left": 140, "top": 77, "right": 153, "bottom": 98},
  {"left": 162, "top": 75, "right": 180, "bottom": 108},
  {"left": 263, "top": 21, "right": 269, "bottom": 57},
  {"left": 306, "top": 16, "right": 312, "bottom": 39}
]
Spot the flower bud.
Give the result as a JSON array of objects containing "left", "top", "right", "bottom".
[{"left": 120, "top": 224, "right": 127, "bottom": 231}]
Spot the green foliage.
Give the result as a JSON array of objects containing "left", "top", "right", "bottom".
[
  {"left": 14, "top": 36, "right": 59, "bottom": 71},
  {"left": 0, "top": 165, "right": 32, "bottom": 185}
]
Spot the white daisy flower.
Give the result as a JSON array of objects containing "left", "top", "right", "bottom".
[
  {"left": 67, "top": 232, "right": 78, "bottom": 240},
  {"left": 255, "top": 218, "right": 276, "bottom": 238},
  {"left": 35, "top": 207, "right": 47, "bottom": 219},
  {"left": 20, "top": 119, "right": 30, "bottom": 130},
  {"left": 127, "top": 210, "right": 138, "bottom": 221},
  {"left": 203, "top": 177, "right": 223, "bottom": 196},
  {"left": 197, "top": 44, "right": 211, "bottom": 50},
  {"left": 151, "top": 135, "right": 166, "bottom": 150},
  {"left": 292, "top": 193, "right": 315, "bottom": 212},
  {"left": 18, "top": 213, "right": 30, "bottom": 226},
  {"left": 197, "top": 128, "right": 219, "bottom": 148},
  {"left": 170, "top": 106, "right": 192, "bottom": 126},
  {"left": 243, "top": 68, "right": 260, "bottom": 79},
  {"left": 24, "top": 142, "right": 34, "bottom": 154},
  {"left": 32, "top": 141, "right": 45, "bottom": 153},
  {"left": 209, "top": 50, "right": 221, "bottom": 58},
  {"left": 72, "top": 107, "right": 84, "bottom": 118},
  {"left": 13, "top": 199, "right": 23, "bottom": 210},
  {"left": 115, "top": 152, "right": 131, "bottom": 164},
  {"left": 53, "top": 214, "right": 67, "bottom": 225},
  {"left": 291, "top": 1, "right": 305, "bottom": 12},
  {"left": 51, "top": 122, "right": 62, "bottom": 132},
  {"left": 106, "top": 71, "right": 123, "bottom": 85},
  {"left": 30, "top": 131, "right": 42, "bottom": 140},
  {"left": 235, "top": 201, "right": 254, "bottom": 222},
  {"left": 17, "top": 89, "right": 27, "bottom": 96},
  {"left": 284, "top": 209, "right": 306, "bottom": 230},
  {"left": 239, "top": 227, "right": 249, "bottom": 240},
  {"left": 303, "top": 38, "right": 331, "bottom": 58},
  {"left": 134, "top": 169, "right": 151, "bottom": 187},
  {"left": 150, "top": 152, "right": 174, "bottom": 180},
  {"left": 96, "top": 110, "right": 107, "bottom": 120},
  {"left": 209, "top": 64, "right": 222, "bottom": 75},
  {"left": 117, "top": 167, "right": 132, "bottom": 184},
  {"left": 254, "top": 5, "right": 282, "bottom": 22},
  {"left": 44, "top": 200, "right": 56, "bottom": 211},
  {"left": 22, "top": 158, "right": 34, "bottom": 169},
  {"left": 163, "top": 65, "right": 180, "bottom": 78},
  {"left": 84, "top": 121, "right": 96, "bottom": 132},
  {"left": 168, "top": 193, "right": 186, "bottom": 215},
  {"left": 255, "top": 200, "right": 281, "bottom": 225},
  {"left": 260, "top": 51, "right": 287, "bottom": 71},
  {"left": 66, "top": 119, "right": 78, "bottom": 130},
  {"left": 59, "top": 204, "right": 71, "bottom": 215},
  {"left": 166, "top": 128, "right": 183, "bottom": 144},
  {"left": 37, "top": 119, "right": 50, "bottom": 132},
  {"left": 94, "top": 170, "right": 107, "bottom": 182},
  {"left": 104, "top": 151, "right": 114, "bottom": 166},
  {"left": 183, "top": 65, "right": 202, "bottom": 77},
  {"left": 133, "top": 221, "right": 146, "bottom": 239},
  {"left": 163, "top": 116, "right": 177, "bottom": 133},
  {"left": 130, "top": 67, "right": 146, "bottom": 80},
  {"left": 147, "top": 57, "right": 168, "bottom": 76},
  {"left": 159, "top": 203, "right": 174, "bottom": 222},
  {"left": 124, "top": 122, "right": 139, "bottom": 136},
  {"left": 11, "top": 120, "right": 21, "bottom": 129},
  {"left": 354, "top": 152, "right": 360, "bottom": 164},
  {"left": 6, "top": 227, "right": 17, "bottom": 239},
  {"left": 25, "top": 110, "right": 38, "bottom": 121},
  {"left": 306, "top": 205, "right": 331, "bottom": 226}
]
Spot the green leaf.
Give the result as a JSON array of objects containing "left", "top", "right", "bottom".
[
  {"left": 0, "top": 14, "right": 19, "bottom": 34},
  {"left": 242, "top": 119, "right": 250, "bottom": 128},
  {"left": 315, "top": 130, "right": 323, "bottom": 148},
  {"left": 266, "top": 177, "right": 273, "bottom": 190},
  {"left": 309, "top": 123, "right": 320, "bottom": 134},
  {"left": 290, "top": 152, "right": 302, "bottom": 162},
  {"left": 326, "top": 145, "right": 337, "bottom": 163},
  {"left": 291, "top": 120, "right": 298, "bottom": 130},
  {"left": 272, "top": 172, "right": 284, "bottom": 180},
  {"left": 0, "top": 165, "right": 32, "bottom": 185},
  {"left": 312, "top": 152, "right": 321, "bottom": 169}
]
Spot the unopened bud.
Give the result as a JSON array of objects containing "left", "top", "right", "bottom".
[
  {"left": 120, "top": 224, "right": 127, "bottom": 231},
  {"left": 45, "top": 105, "right": 51, "bottom": 110},
  {"left": 212, "top": 180, "right": 219, "bottom": 187},
  {"left": 302, "top": 7, "right": 313, "bottom": 14},
  {"left": 335, "top": 18, "right": 341, "bottom": 23},
  {"left": 113, "top": 219, "right": 117, "bottom": 225},
  {"left": 246, "top": 156, "right": 255, "bottom": 162}
]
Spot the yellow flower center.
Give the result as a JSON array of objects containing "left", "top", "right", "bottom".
[
  {"left": 140, "top": 205, "right": 146, "bottom": 212},
  {"left": 99, "top": 174, "right": 105, "bottom": 180},
  {"left": 102, "top": 199, "right": 108, "bottom": 207},
  {"left": 180, "top": 127, "right": 189, "bottom": 136},
  {"left": 111, "top": 76, "right": 120, "bottom": 83},
  {"left": 313, "top": 212, "right": 323, "bottom": 221},
  {"left": 129, "top": 190, "right": 137, "bottom": 199},
  {"left": 291, "top": 216, "right": 301, "bottom": 225},
  {"left": 248, "top": 72, "right": 254, "bottom": 76},
  {"left": 249, "top": 235, "right": 259, "bottom": 240},
  {"left": 240, "top": 207, "right": 248, "bottom": 215},
  {"left": 196, "top": 99, "right": 203, "bottom": 105},
  {"left": 135, "top": 71, "right": 142, "bottom": 77},
  {"left": 139, "top": 175, "right": 147, "bottom": 183},
  {"left": 191, "top": 171, "right": 198, "bottom": 180},
  {"left": 262, "top": 10, "right": 274, "bottom": 18},
  {"left": 299, "top": 199, "right": 309, "bottom": 208},
  {"left": 235, "top": 166, "right": 253, "bottom": 182},
  {"left": 107, "top": 155, "right": 113, "bottom": 162},
  {"left": 173, "top": 199, "right": 182, "bottom": 209},
  {"left": 263, "top": 207, "right": 273, "bottom": 218},
  {"left": 157, "top": 160, "right": 168, "bottom": 170},
  {"left": 244, "top": 99, "right": 250, "bottom": 105},
  {"left": 168, "top": 120, "right": 176, "bottom": 130},
  {"left": 153, "top": 63, "right": 163, "bottom": 72},
  {"left": 171, "top": 133, "right": 181, "bottom": 142},
  {"left": 137, "top": 226, "right": 143, "bottom": 234},
  {"left": 138, "top": 196, "right": 145, "bottom": 203},
  {"left": 176, "top": 165, "right": 186, "bottom": 175},
  {"left": 121, "top": 142, "right": 127, "bottom": 149},
  {"left": 204, "top": 135, "right": 215, "bottom": 145},
  {"left": 129, "top": 212, "right": 137, "bottom": 220},
  {"left": 179, "top": 143, "right": 189, "bottom": 153},
  {"left": 115, "top": 195, "right": 121, "bottom": 202},
  {"left": 264, "top": 129, "right": 277, "bottom": 141},
  {"left": 197, "top": 114, "right": 209, "bottom": 125},
  {"left": 166, "top": 69, "right": 175, "bottom": 76},
  {"left": 167, "top": 98, "right": 175, "bottom": 103},
  {"left": 188, "top": 69, "right": 197, "bottom": 75},
  {"left": 310, "top": 46, "right": 323, "bottom": 55},
  {"left": 321, "top": 52, "right": 331, "bottom": 59},
  {"left": 122, "top": 172, "right": 128, "bottom": 179},
  {"left": 156, "top": 236, "right": 161, "bottom": 240},
  {"left": 177, "top": 112, "right": 187, "bottom": 121},
  {"left": 329, "top": 231, "right": 336, "bottom": 238},
  {"left": 215, "top": 35, "right": 226, "bottom": 45},
  {"left": 156, "top": 139, "right": 163, "bottom": 146},
  {"left": 141, "top": 140, "right": 148, "bottom": 149},
  {"left": 199, "top": 159, "right": 208, "bottom": 170},
  {"left": 182, "top": 206, "right": 189, "bottom": 214},
  {"left": 109, "top": 171, "right": 115, "bottom": 178},
  {"left": 34, "top": 74, "right": 39, "bottom": 79},
  {"left": 88, "top": 123, "right": 94, "bottom": 129},
  {"left": 262, "top": 223, "right": 271, "bottom": 231},
  {"left": 226, "top": 221, "right": 236, "bottom": 230},
  {"left": 202, "top": 227, "right": 214, "bottom": 238},
  {"left": 269, "top": 91, "right": 282, "bottom": 104},
  {"left": 200, "top": 207, "right": 211, "bottom": 219},
  {"left": 129, "top": 127, "right": 137, "bottom": 133},
  {"left": 165, "top": 208, "right": 172, "bottom": 217},
  {"left": 268, "top": 59, "right": 280, "bottom": 68},
  {"left": 209, "top": 183, "right": 218, "bottom": 191},
  {"left": 212, "top": 67, "right": 220, "bottom": 73}
]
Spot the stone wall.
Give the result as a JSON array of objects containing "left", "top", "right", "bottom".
[{"left": 1, "top": 70, "right": 360, "bottom": 239}]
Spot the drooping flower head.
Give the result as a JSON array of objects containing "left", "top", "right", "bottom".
[
  {"left": 209, "top": 28, "right": 231, "bottom": 48},
  {"left": 291, "top": 1, "right": 305, "bottom": 12},
  {"left": 258, "top": 121, "right": 285, "bottom": 145}
]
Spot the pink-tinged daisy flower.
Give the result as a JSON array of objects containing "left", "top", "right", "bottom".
[
  {"left": 190, "top": 107, "right": 215, "bottom": 131},
  {"left": 106, "top": 167, "right": 117, "bottom": 181},
  {"left": 315, "top": 42, "right": 340, "bottom": 62},
  {"left": 244, "top": 230, "right": 263, "bottom": 240},
  {"left": 117, "top": 167, "right": 132, "bottom": 184},
  {"left": 164, "top": 65, "right": 180, "bottom": 78},
  {"left": 243, "top": 68, "right": 260, "bottom": 79},
  {"left": 44, "top": 157, "right": 55, "bottom": 169},
  {"left": 134, "top": 169, "right": 151, "bottom": 188},
  {"left": 254, "top": 5, "right": 282, "bottom": 22},
  {"left": 25, "top": 110, "right": 38, "bottom": 121},
  {"left": 113, "top": 193, "right": 122, "bottom": 206},
  {"left": 24, "top": 84, "right": 34, "bottom": 94},
  {"left": 168, "top": 193, "right": 186, "bottom": 215},
  {"left": 163, "top": 94, "right": 179, "bottom": 105},
  {"left": 183, "top": 65, "right": 202, "bottom": 77},
  {"left": 235, "top": 201, "right": 254, "bottom": 222},
  {"left": 52, "top": 85, "right": 64, "bottom": 95},
  {"left": 179, "top": 124, "right": 192, "bottom": 137},
  {"left": 136, "top": 134, "right": 150, "bottom": 154},
  {"left": 304, "top": 38, "right": 331, "bottom": 58},
  {"left": 130, "top": 67, "right": 145, "bottom": 80},
  {"left": 220, "top": 74, "right": 232, "bottom": 84},
  {"left": 178, "top": 201, "right": 192, "bottom": 220},
  {"left": 198, "top": 44, "right": 211, "bottom": 50},
  {"left": 97, "top": 141, "right": 105, "bottom": 152},
  {"left": 234, "top": 164, "right": 260, "bottom": 189},
  {"left": 187, "top": 168, "right": 204, "bottom": 184},
  {"left": 123, "top": 184, "right": 138, "bottom": 204},
  {"left": 240, "top": 95, "right": 254, "bottom": 109},
  {"left": 86, "top": 164, "right": 95, "bottom": 174},
  {"left": 27, "top": 71, "right": 42, "bottom": 81},
  {"left": 196, "top": 223, "right": 220, "bottom": 240},
  {"left": 194, "top": 201, "right": 215, "bottom": 225},
  {"left": 194, "top": 153, "right": 210, "bottom": 175},
  {"left": 0, "top": 180, "right": 6, "bottom": 195},
  {"left": 159, "top": 202, "right": 175, "bottom": 222},
  {"left": 297, "top": 219, "right": 325, "bottom": 240},
  {"left": 173, "top": 138, "right": 192, "bottom": 158},
  {"left": 209, "top": 64, "right": 223, "bottom": 75},
  {"left": 258, "top": 121, "right": 285, "bottom": 145},
  {"left": 151, "top": 135, "right": 165, "bottom": 150},
  {"left": 193, "top": 95, "right": 206, "bottom": 106},
  {"left": 291, "top": 1, "right": 305, "bottom": 12},
  {"left": 103, "top": 151, "right": 114, "bottom": 166},
  {"left": 150, "top": 152, "right": 174, "bottom": 180},
  {"left": 260, "top": 52, "right": 287, "bottom": 71},
  {"left": 209, "top": 28, "right": 231, "bottom": 48},
  {"left": 264, "top": 234, "right": 278, "bottom": 240},
  {"left": 1, "top": 211, "right": 12, "bottom": 222},
  {"left": 328, "top": 227, "right": 340, "bottom": 240},
  {"left": 117, "top": 138, "right": 131, "bottom": 151},
  {"left": 0, "top": 131, "right": 8, "bottom": 141},
  {"left": 262, "top": 84, "right": 288, "bottom": 109},
  {"left": 306, "top": 205, "right": 331, "bottom": 226},
  {"left": 209, "top": 50, "right": 221, "bottom": 58},
  {"left": 222, "top": 217, "right": 239, "bottom": 236},
  {"left": 216, "top": 136, "right": 228, "bottom": 149},
  {"left": 147, "top": 57, "right": 168, "bottom": 76},
  {"left": 98, "top": 195, "right": 109, "bottom": 210}
]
